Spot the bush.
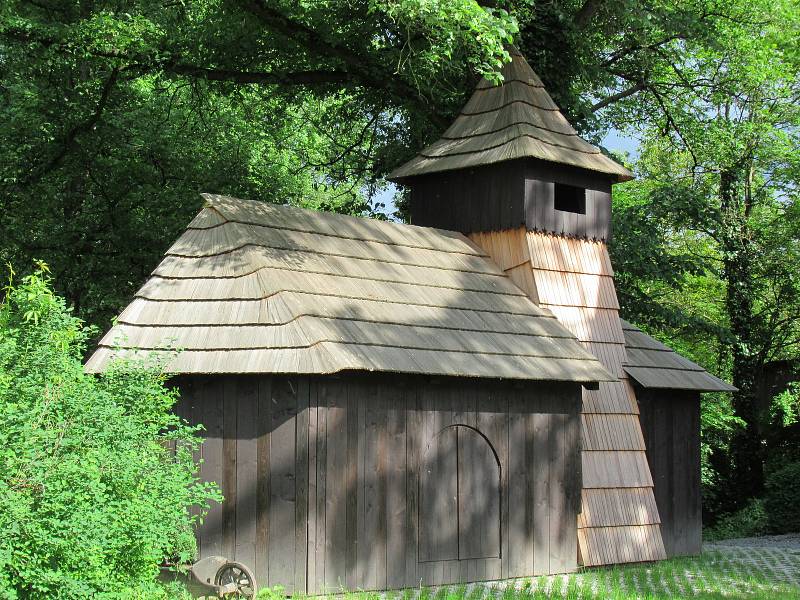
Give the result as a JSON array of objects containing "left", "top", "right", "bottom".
[
  {"left": 764, "top": 460, "right": 800, "bottom": 534},
  {"left": 0, "top": 264, "right": 220, "bottom": 599},
  {"left": 703, "top": 498, "right": 768, "bottom": 541}
]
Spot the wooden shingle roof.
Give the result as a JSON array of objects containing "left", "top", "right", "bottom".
[
  {"left": 621, "top": 320, "right": 736, "bottom": 392},
  {"left": 388, "top": 47, "right": 632, "bottom": 182},
  {"left": 86, "top": 194, "right": 612, "bottom": 382}
]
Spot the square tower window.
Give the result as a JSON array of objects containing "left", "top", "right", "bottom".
[{"left": 554, "top": 183, "right": 586, "bottom": 214}]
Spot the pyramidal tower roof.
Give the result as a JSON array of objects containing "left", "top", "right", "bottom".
[{"left": 389, "top": 47, "right": 632, "bottom": 182}]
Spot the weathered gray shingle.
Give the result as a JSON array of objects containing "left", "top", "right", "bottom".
[
  {"left": 388, "top": 47, "right": 632, "bottom": 182},
  {"left": 621, "top": 319, "right": 736, "bottom": 392},
  {"left": 86, "top": 194, "right": 612, "bottom": 382}
]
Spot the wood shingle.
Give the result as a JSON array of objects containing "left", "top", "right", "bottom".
[
  {"left": 86, "top": 194, "right": 610, "bottom": 383},
  {"left": 621, "top": 320, "right": 737, "bottom": 392},
  {"left": 388, "top": 47, "right": 632, "bottom": 183}
]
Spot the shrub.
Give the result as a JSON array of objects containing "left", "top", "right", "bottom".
[
  {"left": 0, "top": 264, "right": 220, "bottom": 599},
  {"left": 703, "top": 498, "right": 768, "bottom": 541},
  {"left": 764, "top": 460, "right": 800, "bottom": 534}
]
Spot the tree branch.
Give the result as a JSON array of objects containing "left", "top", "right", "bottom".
[
  {"left": 22, "top": 67, "right": 120, "bottom": 186},
  {"left": 234, "top": 0, "right": 447, "bottom": 128},
  {"left": 574, "top": 0, "right": 605, "bottom": 29},
  {"left": 591, "top": 82, "right": 647, "bottom": 112},
  {"left": 164, "top": 63, "right": 352, "bottom": 85}
]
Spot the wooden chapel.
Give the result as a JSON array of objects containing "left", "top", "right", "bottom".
[
  {"left": 87, "top": 47, "right": 735, "bottom": 594},
  {"left": 388, "top": 46, "right": 735, "bottom": 563}
]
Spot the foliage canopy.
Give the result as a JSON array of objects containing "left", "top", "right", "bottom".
[
  {"left": 2, "top": 0, "right": 800, "bottom": 525},
  {"left": 0, "top": 264, "right": 218, "bottom": 599}
]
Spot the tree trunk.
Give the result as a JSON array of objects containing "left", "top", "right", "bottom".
[{"left": 719, "top": 167, "right": 764, "bottom": 505}]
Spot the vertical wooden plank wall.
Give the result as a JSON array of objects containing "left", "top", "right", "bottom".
[
  {"left": 174, "top": 375, "right": 308, "bottom": 594},
  {"left": 468, "top": 229, "right": 666, "bottom": 566},
  {"left": 177, "top": 374, "right": 582, "bottom": 594},
  {"left": 407, "top": 161, "right": 614, "bottom": 240},
  {"left": 409, "top": 161, "right": 527, "bottom": 232},
  {"left": 638, "top": 390, "right": 702, "bottom": 557},
  {"left": 306, "top": 375, "right": 582, "bottom": 593}
]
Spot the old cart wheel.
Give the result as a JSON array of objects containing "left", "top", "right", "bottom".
[{"left": 215, "top": 562, "right": 257, "bottom": 598}]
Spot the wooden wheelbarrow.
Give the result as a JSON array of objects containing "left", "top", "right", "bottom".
[{"left": 161, "top": 556, "right": 257, "bottom": 598}]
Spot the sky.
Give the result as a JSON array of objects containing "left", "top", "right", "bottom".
[{"left": 375, "top": 129, "right": 641, "bottom": 219}]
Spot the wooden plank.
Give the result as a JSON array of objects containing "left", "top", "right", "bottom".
[
  {"left": 199, "top": 379, "right": 224, "bottom": 558},
  {"left": 506, "top": 400, "right": 528, "bottom": 576},
  {"left": 673, "top": 392, "right": 694, "bottom": 556},
  {"left": 405, "top": 382, "right": 421, "bottom": 587},
  {"left": 363, "top": 381, "right": 386, "bottom": 590},
  {"left": 356, "top": 380, "right": 368, "bottom": 588},
  {"left": 268, "top": 377, "right": 298, "bottom": 591},
  {"left": 323, "top": 378, "right": 348, "bottom": 589},
  {"left": 294, "top": 378, "right": 309, "bottom": 593},
  {"left": 255, "top": 377, "right": 272, "bottom": 589},
  {"left": 656, "top": 394, "right": 673, "bottom": 555},
  {"left": 475, "top": 386, "right": 508, "bottom": 579},
  {"left": 385, "top": 381, "right": 408, "bottom": 589},
  {"left": 375, "top": 385, "right": 388, "bottom": 591},
  {"left": 223, "top": 378, "right": 237, "bottom": 559},
  {"left": 235, "top": 377, "right": 259, "bottom": 572},
  {"left": 563, "top": 391, "right": 581, "bottom": 571},
  {"left": 306, "top": 382, "right": 318, "bottom": 593},
  {"left": 345, "top": 379, "right": 359, "bottom": 590},
  {"left": 313, "top": 381, "right": 327, "bottom": 593},
  {"left": 418, "top": 401, "right": 458, "bottom": 562},
  {"left": 549, "top": 409, "right": 568, "bottom": 573},
  {"left": 532, "top": 408, "right": 550, "bottom": 575},
  {"left": 185, "top": 379, "right": 203, "bottom": 556},
  {"left": 687, "top": 393, "right": 702, "bottom": 555},
  {"left": 457, "top": 383, "right": 482, "bottom": 576},
  {"left": 457, "top": 426, "right": 501, "bottom": 560}
]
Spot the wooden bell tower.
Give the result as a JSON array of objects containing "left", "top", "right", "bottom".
[{"left": 389, "top": 47, "right": 667, "bottom": 566}]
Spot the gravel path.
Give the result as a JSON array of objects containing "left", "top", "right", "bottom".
[
  {"left": 706, "top": 533, "right": 800, "bottom": 549},
  {"left": 704, "top": 535, "right": 800, "bottom": 588},
  {"left": 327, "top": 537, "right": 800, "bottom": 599}
]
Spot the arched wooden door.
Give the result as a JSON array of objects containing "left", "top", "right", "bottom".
[{"left": 419, "top": 425, "right": 501, "bottom": 562}]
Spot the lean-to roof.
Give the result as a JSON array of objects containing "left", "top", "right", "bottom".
[
  {"left": 86, "top": 194, "right": 612, "bottom": 382},
  {"left": 621, "top": 319, "right": 736, "bottom": 392},
  {"left": 388, "top": 47, "right": 632, "bottom": 182}
]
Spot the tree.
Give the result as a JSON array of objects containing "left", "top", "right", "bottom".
[
  {"left": 0, "top": 0, "right": 519, "bottom": 328},
  {"left": 4, "top": 0, "right": 800, "bottom": 512},
  {"left": 3, "top": 0, "right": 779, "bottom": 332},
  {"left": 0, "top": 264, "right": 219, "bottom": 598},
  {"left": 607, "top": 0, "right": 800, "bottom": 508}
]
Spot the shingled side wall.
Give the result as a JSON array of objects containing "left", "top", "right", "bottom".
[{"left": 468, "top": 229, "right": 666, "bottom": 566}]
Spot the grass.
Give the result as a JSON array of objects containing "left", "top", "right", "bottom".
[{"left": 256, "top": 548, "right": 800, "bottom": 600}]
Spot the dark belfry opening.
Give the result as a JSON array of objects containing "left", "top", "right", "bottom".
[{"left": 554, "top": 183, "right": 586, "bottom": 214}]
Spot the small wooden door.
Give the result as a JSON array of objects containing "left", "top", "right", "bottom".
[{"left": 419, "top": 425, "right": 501, "bottom": 562}]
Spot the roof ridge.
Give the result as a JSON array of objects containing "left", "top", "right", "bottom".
[
  {"left": 460, "top": 99, "right": 562, "bottom": 116},
  {"left": 134, "top": 287, "right": 547, "bottom": 318},
  {"left": 162, "top": 242, "right": 507, "bottom": 277},
  {"left": 183, "top": 218, "right": 490, "bottom": 259},
  {"left": 474, "top": 78, "right": 544, "bottom": 90},
  {"left": 113, "top": 313, "right": 579, "bottom": 338},
  {"left": 97, "top": 337, "right": 605, "bottom": 362},
  {"left": 200, "top": 193, "right": 477, "bottom": 247},
  {"left": 147, "top": 265, "right": 527, "bottom": 298}
]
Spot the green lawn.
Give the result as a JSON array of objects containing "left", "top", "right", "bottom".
[{"left": 258, "top": 548, "right": 800, "bottom": 600}]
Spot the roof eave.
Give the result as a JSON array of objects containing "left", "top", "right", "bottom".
[{"left": 388, "top": 156, "right": 633, "bottom": 185}]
